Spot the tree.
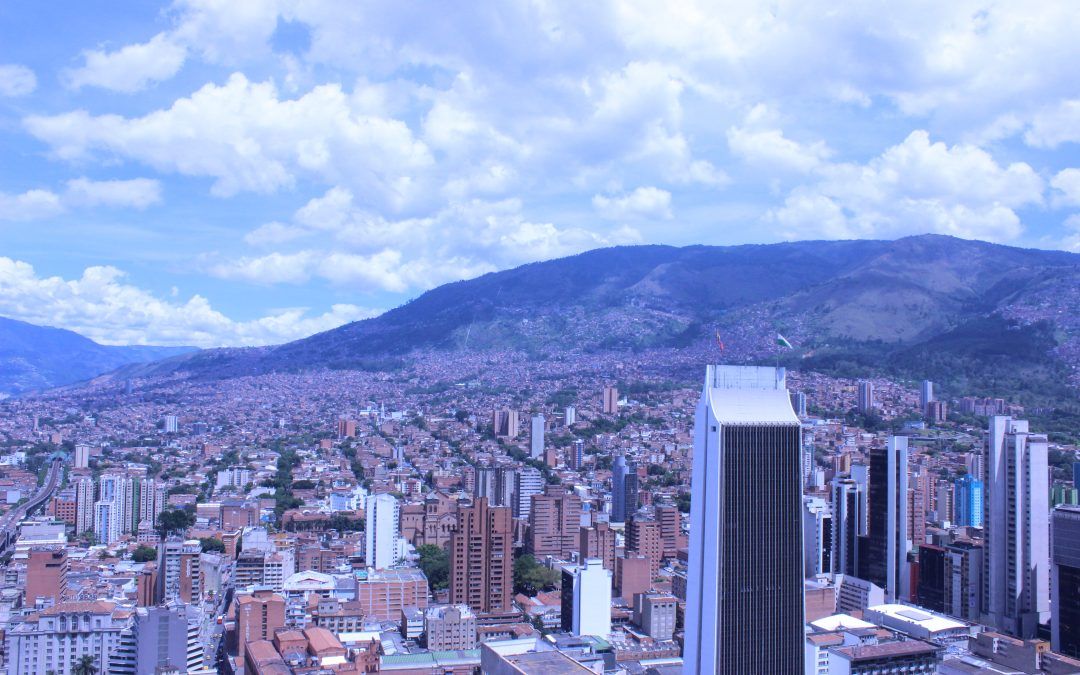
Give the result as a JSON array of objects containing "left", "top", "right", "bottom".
[
  {"left": 131, "top": 545, "right": 158, "bottom": 563},
  {"left": 513, "top": 554, "right": 559, "bottom": 595},
  {"left": 72, "top": 655, "right": 98, "bottom": 675},
  {"left": 199, "top": 537, "right": 226, "bottom": 553},
  {"left": 291, "top": 479, "right": 316, "bottom": 490},
  {"left": 156, "top": 507, "right": 195, "bottom": 535},
  {"left": 417, "top": 544, "right": 450, "bottom": 591}
]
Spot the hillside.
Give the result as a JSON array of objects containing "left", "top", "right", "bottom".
[
  {"left": 0, "top": 316, "right": 197, "bottom": 396},
  {"left": 108, "top": 235, "right": 1080, "bottom": 402}
]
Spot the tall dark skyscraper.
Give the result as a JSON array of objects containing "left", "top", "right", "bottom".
[
  {"left": 684, "top": 366, "right": 804, "bottom": 674},
  {"left": 1052, "top": 505, "right": 1080, "bottom": 658},
  {"left": 859, "top": 436, "right": 910, "bottom": 602},
  {"left": 611, "top": 454, "right": 637, "bottom": 524}
]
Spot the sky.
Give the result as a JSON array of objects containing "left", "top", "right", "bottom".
[{"left": 1, "top": 1, "right": 1080, "bottom": 348}]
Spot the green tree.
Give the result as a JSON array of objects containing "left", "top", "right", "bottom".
[
  {"left": 156, "top": 507, "right": 195, "bottom": 535},
  {"left": 131, "top": 545, "right": 158, "bottom": 563},
  {"left": 72, "top": 655, "right": 98, "bottom": 675},
  {"left": 513, "top": 554, "right": 559, "bottom": 595},
  {"left": 199, "top": 537, "right": 226, "bottom": 553},
  {"left": 417, "top": 544, "right": 450, "bottom": 590}
]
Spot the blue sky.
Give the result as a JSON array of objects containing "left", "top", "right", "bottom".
[{"left": 1, "top": 1, "right": 1079, "bottom": 347}]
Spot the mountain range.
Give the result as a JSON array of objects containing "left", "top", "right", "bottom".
[
  {"left": 101, "top": 234, "right": 1080, "bottom": 406},
  {"left": 0, "top": 317, "right": 196, "bottom": 396},
  {"left": 8, "top": 235, "right": 1080, "bottom": 406}
]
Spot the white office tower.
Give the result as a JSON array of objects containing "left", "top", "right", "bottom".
[
  {"left": 565, "top": 405, "right": 576, "bottom": 426},
  {"left": 514, "top": 467, "right": 543, "bottom": 519},
  {"left": 365, "top": 493, "right": 402, "bottom": 570},
  {"left": 530, "top": 414, "right": 545, "bottom": 459},
  {"left": 569, "top": 558, "right": 612, "bottom": 638},
  {"left": 684, "top": 366, "right": 804, "bottom": 674},
  {"left": 803, "top": 496, "right": 832, "bottom": 579},
  {"left": 982, "top": 416, "right": 1050, "bottom": 638},
  {"left": 164, "top": 415, "right": 179, "bottom": 433}
]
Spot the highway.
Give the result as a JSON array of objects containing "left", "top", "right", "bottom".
[{"left": 0, "top": 458, "right": 63, "bottom": 554}]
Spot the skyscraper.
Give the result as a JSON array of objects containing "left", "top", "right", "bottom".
[
  {"left": 1051, "top": 505, "right": 1080, "bottom": 658},
  {"left": 602, "top": 386, "right": 618, "bottom": 414},
  {"left": 610, "top": 454, "right": 638, "bottom": 524},
  {"left": 530, "top": 414, "right": 545, "bottom": 459},
  {"left": 513, "top": 467, "right": 543, "bottom": 519},
  {"left": 684, "top": 365, "right": 804, "bottom": 673},
  {"left": 954, "top": 474, "right": 984, "bottom": 528},
  {"left": 365, "top": 493, "right": 403, "bottom": 570},
  {"left": 450, "top": 497, "right": 512, "bottom": 615},
  {"left": 831, "top": 477, "right": 864, "bottom": 578},
  {"left": 982, "top": 416, "right": 1050, "bottom": 638},
  {"left": 803, "top": 496, "right": 833, "bottom": 579},
  {"left": 860, "top": 436, "right": 910, "bottom": 603}
]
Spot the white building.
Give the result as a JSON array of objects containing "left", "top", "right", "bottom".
[
  {"left": 215, "top": 466, "right": 253, "bottom": 491},
  {"left": 5, "top": 600, "right": 132, "bottom": 675},
  {"left": 564, "top": 406, "right": 576, "bottom": 427},
  {"left": 982, "top": 416, "right": 1050, "bottom": 638},
  {"left": 94, "top": 499, "right": 121, "bottom": 545},
  {"left": 885, "top": 436, "right": 911, "bottom": 603},
  {"left": 803, "top": 496, "right": 833, "bottom": 579},
  {"left": 530, "top": 414, "right": 545, "bottom": 459},
  {"left": 513, "top": 467, "right": 543, "bottom": 520},
  {"left": 365, "top": 493, "right": 403, "bottom": 570},
  {"left": 566, "top": 558, "right": 611, "bottom": 638},
  {"left": 163, "top": 415, "right": 179, "bottom": 433}
]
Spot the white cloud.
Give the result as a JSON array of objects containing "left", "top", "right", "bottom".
[
  {"left": 1026, "top": 100, "right": 1080, "bottom": 149},
  {"left": 64, "top": 177, "right": 162, "bottom": 209},
  {"left": 65, "top": 33, "right": 187, "bottom": 93},
  {"left": 727, "top": 106, "right": 832, "bottom": 174},
  {"left": 0, "top": 256, "right": 375, "bottom": 347},
  {"left": 1051, "top": 169, "right": 1080, "bottom": 208},
  {"left": 25, "top": 74, "right": 433, "bottom": 207},
  {"left": 0, "top": 64, "right": 36, "bottom": 97},
  {"left": 593, "top": 187, "right": 672, "bottom": 220},
  {"left": 769, "top": 130, "right": 1044, "bottom": 241},
  {"left": 0, "top": 178, "right": 162, "bottom": 221}
]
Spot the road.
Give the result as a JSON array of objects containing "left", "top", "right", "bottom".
[{"left": 0, "top": 458, "right": 63, "bottom": 553}]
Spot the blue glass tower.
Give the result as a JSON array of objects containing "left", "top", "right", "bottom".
[{"left": 955, "top": 473, "right": 984, "bottom": 528}]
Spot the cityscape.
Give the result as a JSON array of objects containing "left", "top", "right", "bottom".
[{"left": 3, "top": 1, "right": 1080, "bottom": 674}]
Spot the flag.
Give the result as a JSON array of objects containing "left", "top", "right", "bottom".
[
  {"left": 776, "top": 333, "right": 793, "bottom": 349},
  {"left": 715, "top": 331, "right": 725, "bottom": 352}
]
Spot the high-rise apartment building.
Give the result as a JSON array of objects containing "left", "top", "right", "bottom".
[
  {"left": 74, "top": 475, "right": 96, "bottom": 536},
  {"left": 235, "top": 590, "right": 286, "bottom": 662},
  {"left": 627, "top": 514, "right": 662, "bottom": 575},
  {"left": 954, "top": 474, "right": 984, "bottom": 528},
  {"left": 857, "top": 381, "right": 875, "bottom": 413},
  {"left": 920, "top": 380, "right": 934, "bottom": 415},
  {"left": 491, "top": 408, "right": 519, "bottom": 439},
  {"left": 560, "top": 558, "right": 612, "bottom": 638},
  {"left": 580, "top": 522, "right": 616, "bottom": 571},
  {"left": 528, "top": 486, "right": 582, "bottom": 560},
  {"left": 684, "top": 365, "right": 804, "bottom": 673},
  {"left": 530, "top": 414, "right": 545, "bottom": 459},
  {"left": 365, "top": 493, "right": 403, "bottom": 570},
  {"left": 1052, "top": 505, "right": 1080, "bottom": 658},
  {"left": 134, "top": 603, "right": 204, "bottom": 674},
  {"left": 982, "top": 416, "right": 1050, "bottom": 638},
  {"left": 25, "top": 547, "right": 68, "bottom": 609},
  {"left": 564, "top": 405, "right": 576, "bottom": 426},
  {"left": 513, "top": 466, "right": 543, "bottom": 519},
  {"left": 449, "top": 497, "right": 512, "bottom": 615},
  {"left": 157, "top": 538, "right": 202, "bottom": 604},
  {"left": 602, "top": 386, "right": 618, "bottom": 414}
]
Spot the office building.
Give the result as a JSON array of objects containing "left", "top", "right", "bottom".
[
  {"left": 561, "top": 558, "right": 612, "bottom": 638},
  {"left": 157, "top": 538, "right": 201, "bottom": 604},
  {"left": 944, "top": 540, "right": 983, "bottom": 622},
  {"left": 134, "top": 603, "right": 203, "bottom": 674},
  {"left": 803, "top": 496, "right": 833, "bottom": 579},
  {"left": 627, "top": 514, "right": 662, "bottom": 575},
  {"left": 610, "top": 454, "right": 638, "bottom": 524},
  {"left": 1052, "top": 505, "right": 1080, "bottom": 658},
  {"left": 474, "top": 465, "right": 497, "bottom": 504},
  {"left": 954, "top": 474, "right": 983, "bottom": 528},
  {"left": 450, "top": 497, "right": 512, "bottom": 615},
  {"left": 513, "top": 467, "right": 543, "bottom": 520},
  {"left": 94, "top": 499, "right": 121, "bottom": 544},
  {"left": 163, "top": 415, "right": 179, "bottom": 433},
  {"left": 831, "top": 478, "right": 863, "bottom": 578},
  {"left": 494, "top": 466, "right": 517, "bottom": 509},
  {"left": 354, "top": 568, "right": 429, "bottom": 620},
  {"left": 791, "top": 391, "right": 807, "bottom": 417},
  {"left": 635, "top": 592, "right": 677, "bottom": 640},
  {"left": 24, "top": 547, "right": 68, "bottom": 609},
  {"left": 982, "top": 416, "right": 1050, "bottom": 638},
  {"left": 920, "top": 380, "right": 934, "bottom": 415},
  {"left": 365, "top": 493, "right": 403, "bottom": 570},
  {"left": 569, "top": 438, "right": 585, "bottom": 470},
  {"left": 602, "top": 385, "right": 619, "bottom": 414},
  {"left": 615, "top": 554, "right": 651, "bottom": 603},
  {"left": 827, "top": 640, "right": 939, "bottom": 674},
  {"left": 857, "top": 381, "right": 875, "bottom": 413},
  {"left": 74, "top": 444, "right": 91, "bottom": 469},
  {"left": 564, "top": 405, "right": 576, "bottom": 426},
  {"left": 530, "top": 414, "right": 545, "bottom": 459},
  {"left": 860, "top": 437, "right": 910, "bottom": 602},
  {"left": 684, "top": 365, "right": 804, "bottom": 673},
  {"left": 425, "top": 605, "right": 477, "bottom": 651}
]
